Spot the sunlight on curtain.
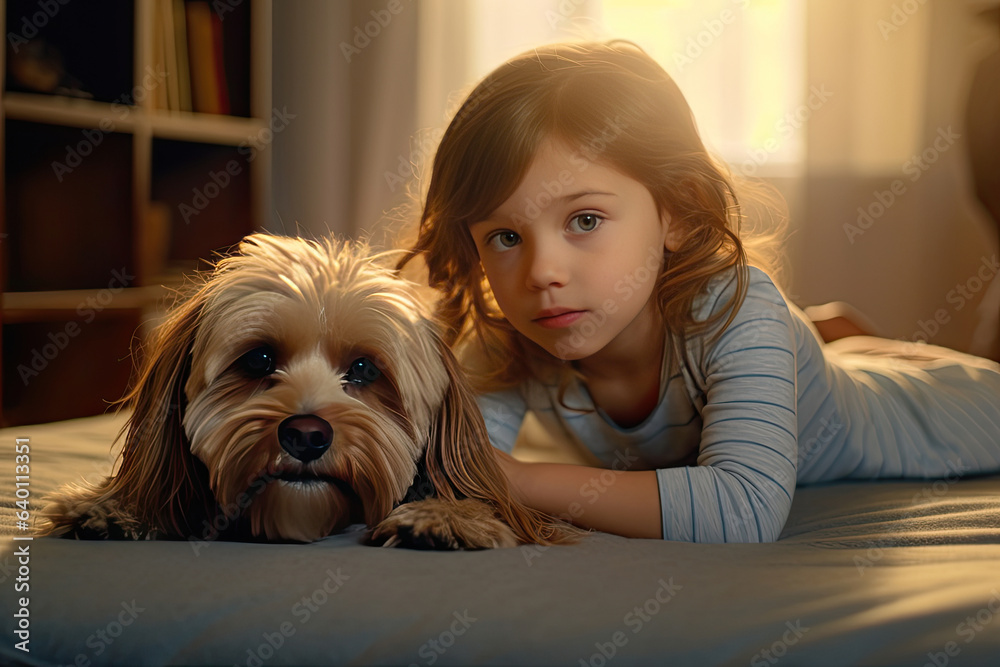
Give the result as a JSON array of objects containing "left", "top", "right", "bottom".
[
  {"left": 431, "top": 0, "right": 939, "bottom": 178},
  {"left": 596, "top": 0, "right": 806, "bottom": 175},
  {"left": 456, "top": 0, "right": 806, "bottom": 176},
  {"left": 805, "top": 0, "right": 931, "bottom": 175}
]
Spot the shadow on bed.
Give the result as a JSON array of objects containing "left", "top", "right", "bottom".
[{"left": 2, "top": 412, "right": 999, "bottom": 666}]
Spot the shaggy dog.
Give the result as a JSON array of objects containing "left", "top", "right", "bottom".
[{"left": 39, "top": 234, "right": 577, "bottom": 549}]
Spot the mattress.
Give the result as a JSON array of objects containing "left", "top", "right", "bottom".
[{"left": 2, "top": 411, "right": 999, "bottom": 666}]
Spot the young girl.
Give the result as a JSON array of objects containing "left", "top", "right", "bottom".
[{"left": 399, "top": 40, "right": 1000, "bottom": 543}]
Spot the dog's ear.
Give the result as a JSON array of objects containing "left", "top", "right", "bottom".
[
  {"left": 101, "top": 287, "right": 215, "bottom": 537},
  {"left": 422, "top": 336, "right": 580, "bottom": 546}
]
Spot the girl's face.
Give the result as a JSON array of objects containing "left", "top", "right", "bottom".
[{"left": 469, "top": 138, "right": 682, "bottom": 365}]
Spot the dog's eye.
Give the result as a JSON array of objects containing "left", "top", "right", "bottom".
[
  {"left": 343, "top": 357, "right": 381, "bottom": 386},
  {"left": 238, "top": 346, "right": 277, "bottom": 378}
]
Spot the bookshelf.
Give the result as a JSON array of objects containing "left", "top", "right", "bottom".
[{"left": 1, "top": 0, "right": 272, "bottom": 426}]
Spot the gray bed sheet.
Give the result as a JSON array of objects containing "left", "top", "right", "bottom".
[{"left": 2, "top": 412, "right": 999, "bottom": 666}]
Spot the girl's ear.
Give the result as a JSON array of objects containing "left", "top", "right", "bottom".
[{"left": 662, "top": 210, "right": 684, "bottom": 252}]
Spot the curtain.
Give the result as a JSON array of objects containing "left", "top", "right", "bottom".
[{"left": 270, "top": 0, "right": 419, "bottom": 243}]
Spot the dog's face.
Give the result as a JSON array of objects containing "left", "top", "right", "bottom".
[{"left": 180, "top": 236, "right": 452, "bottom": 542}]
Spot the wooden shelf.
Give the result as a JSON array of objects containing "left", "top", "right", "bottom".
[
  {"left": 4, "top": 92, "right": 142, "bottom": 131},
  {"left": 1, "top": 0, "right": 272, "bottom": 427},
  {"left": 2, "top": 285, "right": 171, "bottom": 321},
  {"left": 148, "top": 109, "right": 267, "bottom": 144},
  {"left": 4, "top": 91, "right": 269, "bottom": 145}
]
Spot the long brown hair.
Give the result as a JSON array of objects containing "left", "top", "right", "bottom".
[{"left": 400, "top": 40, "right": 769, "bottom": 391}]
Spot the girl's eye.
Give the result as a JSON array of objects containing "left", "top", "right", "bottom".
[
  {"left": 343, "top": 357, "right": 381, "bottom": 387},
  {"left": 486, "top": 230, "right": 520, "bottom": 251},
  {"left": 568, "top": 213, "right": 603, "bottom": 233},
  {"left": 238, "top": 345, "right": 277, "bottom": 378}
]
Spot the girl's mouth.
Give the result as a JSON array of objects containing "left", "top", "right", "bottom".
[{"left": 533, "top": 309, "right": 587, "bottom": 329}]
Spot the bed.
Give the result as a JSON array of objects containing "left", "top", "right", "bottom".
[{"left": 2, "top": 411, "right": 1000, "bottom": 666}]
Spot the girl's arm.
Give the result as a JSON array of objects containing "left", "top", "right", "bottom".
[
  {"left": 497, "top": 452, "right": 662, "bottom": 539},
  {"left": 652, "top": 269, "right": 799, "bottom": 543},
  {"left": 494, "top": 269, "right": 800, "bottom": 544}
]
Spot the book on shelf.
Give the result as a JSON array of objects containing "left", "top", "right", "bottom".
[
  {"left": 153, "top": 0, "right": 233, "bottom": 115},
  {"left": 156, "top": 0, "right": 181, "bottom": 110},
  {"left": 185, "top": 1, "right": 230, "bottom": 115},
  {"left": 210, "top": 5, "right": 232, "bottom": 114},
  {"left": 173, "top": 0, "right": 192, "bottom": 112}
]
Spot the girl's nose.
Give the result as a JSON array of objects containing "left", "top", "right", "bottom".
[{"left": 525, "top": 243, "right": 568, "bottom": 290}]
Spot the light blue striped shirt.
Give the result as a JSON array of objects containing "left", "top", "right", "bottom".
[{"left": 479, "top": 267, "right": 1000, "bottom": 543}]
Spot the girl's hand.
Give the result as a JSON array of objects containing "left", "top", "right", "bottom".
[{"left": 491, "top": 448, "right": 663, "bottom": 539}]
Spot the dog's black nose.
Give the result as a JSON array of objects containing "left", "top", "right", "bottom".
[{"left": 278, "top": 415, "right": 333, "bottom": 463}]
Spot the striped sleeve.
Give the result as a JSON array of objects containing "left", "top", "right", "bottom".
[
  {"left": 477, "top": 388, "right": 528, "bottom": 454},
  {"left": 657, "top": 269, "right": 798, "bottom": 543}
]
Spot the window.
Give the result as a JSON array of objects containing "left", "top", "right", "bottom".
[
  {"left": 462, "top": 0, "right": 807, "bottom": 175},
  {"left": 601, "top": 0, "right": 807, "bottom": 174}
]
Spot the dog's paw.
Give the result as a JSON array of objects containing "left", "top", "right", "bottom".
[
  {"left": 368, "top": 498, "right": 518, "bottom": 550},
  {"left": 38, "top": 487, "right": 148, "bottom": 540}
]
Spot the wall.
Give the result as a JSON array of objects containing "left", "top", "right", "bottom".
[{"left": 789, "top": 0, "right": 999, "bottom": 354}]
